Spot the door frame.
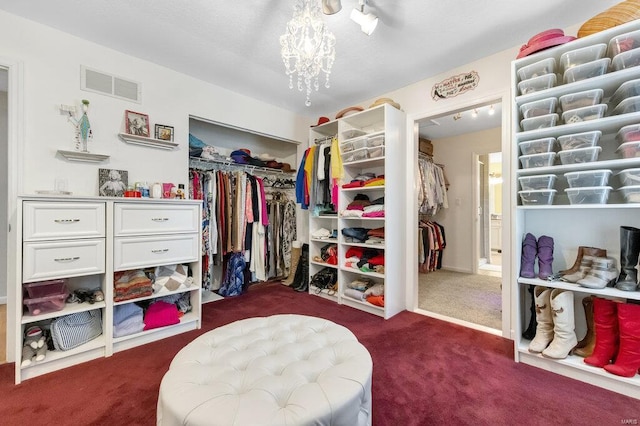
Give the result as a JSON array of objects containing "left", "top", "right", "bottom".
[
  {"left": 406, "top": 90, "right": 512, "bottom": 338},
  {"left": 1, "top": 57, "right": 23, "bottom": 363}
]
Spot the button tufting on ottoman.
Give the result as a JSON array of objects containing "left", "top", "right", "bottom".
[{"left": 157, "top": 314, "right": 373, "bottom": 426}]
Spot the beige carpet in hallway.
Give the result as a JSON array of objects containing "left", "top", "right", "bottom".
[{"left": 418, "top": 269, "right": 502, "bottom": 330}]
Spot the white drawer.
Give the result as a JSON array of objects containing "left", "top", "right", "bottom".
[
  {"left": 113, "top": 234, "right": 199, "bottom": 271},
  {"left": 23, "top": 239, "right": 106, "bottom": 282},
  {"left": 114, "top": 203, "right": 199, "bottom": 236},
  {"left": 23, "top": 202, "right": 105, "bottom": 241}
]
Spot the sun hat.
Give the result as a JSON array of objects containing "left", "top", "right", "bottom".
[
  {"left": 257, "top": 153, "right": 276, "bottom": 162},
  {"left": 369, "top": 98, "right": 401, "bottom": 110},
  {"left": 335, "top": 106, "right": 364, "bottom": 119},
  {"left": 311, "top": 116, "right": 330, "bottom": 127},
  {"left": 516, "top": 29, "right": 577, "bottom": 59},
  {"left": 281, "top": 163, "right": 296, "bottom": 173}
]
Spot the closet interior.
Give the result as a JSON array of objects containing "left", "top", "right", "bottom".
[{"left": 188, "top": 117, "right": 299, "bottom": 302}]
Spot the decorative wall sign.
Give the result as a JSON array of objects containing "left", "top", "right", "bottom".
[{"left": 431, "top": 71, "right": 480, "bottom": 101}]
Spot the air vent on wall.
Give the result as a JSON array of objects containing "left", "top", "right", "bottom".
[{"left": 80, "top": 65, "right": 141, "bottom": 103}]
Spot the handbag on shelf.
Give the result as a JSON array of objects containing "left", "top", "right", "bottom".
[{"left": 51, "top": 309, "right": 103, "bottom": 351}]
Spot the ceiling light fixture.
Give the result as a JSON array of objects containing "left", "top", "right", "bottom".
[
  {"left": 471, "top": 109, "right": 478, "bottom": 118},
  {"left": 322, "top": 0, "right": 342, "bottom": 15},
  {"left": 488, "top": 105, "right": 495, "bottom": 115},
  {"left": 280, "top": 0, "right": 336, "bottom": 107},
  {"left": 350, "top": 0, "right": 378, "bottom": 35}
]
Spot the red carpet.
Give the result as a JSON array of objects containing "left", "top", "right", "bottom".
[{"left": 0, "top": 283, "right": 638, "bottom": 425}]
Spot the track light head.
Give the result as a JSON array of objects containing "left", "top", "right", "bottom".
[
  {"left": 350, "top": 1, "right": 378, "bottom": 35},
  {"left": 321, "top": 0, "right": 342, "bottom": 15}
]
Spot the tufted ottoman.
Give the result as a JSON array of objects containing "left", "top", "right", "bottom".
[{"left": 157, "top": 314, "right": 373, "bottom": 426}]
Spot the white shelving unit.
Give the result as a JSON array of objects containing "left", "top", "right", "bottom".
[
  {"left": 511, "top": 20, "right": 640, "bottom": 398},
  {"left": 308, "top": 104, "right": 407, "bottom": 319},
  {"left": 13, "top": 195, "right": 202, "bottom": 383}
]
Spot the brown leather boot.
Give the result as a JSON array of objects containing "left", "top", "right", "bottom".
[
  {"left": 560, "top": 246, "right": 607, "bottom": 276},
  {"left": 573, "top": 296, "right": 595, "bottom": 357}
]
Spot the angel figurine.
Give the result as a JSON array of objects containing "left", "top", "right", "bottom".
[{"left": 67, "top": 99, "right": 92, "bottom": 152}]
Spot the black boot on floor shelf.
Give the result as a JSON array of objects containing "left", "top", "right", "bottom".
[
  {"left": 292, "top": 244, "right": 309, "bottom": 292},
  {"left": 522, "top": 285, "right": 537, "bottom": 340}
]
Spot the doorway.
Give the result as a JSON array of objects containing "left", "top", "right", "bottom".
[
  {"left": 412, "top": 97, "right": 507, "bottom": 335},
  {"left": 0, "top": 67, "right": 8, "bottom": 363}
]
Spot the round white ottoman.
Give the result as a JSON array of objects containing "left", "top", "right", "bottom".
[{"left": 157, "top": 314, "right": 373, "bottom": 426}]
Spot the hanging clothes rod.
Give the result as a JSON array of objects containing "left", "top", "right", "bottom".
[
  {"left": 314, "top": 134, "right": 336, "bottom": 145},
  {"left": 418, "top": 152, "right": 433, "bottom": 161},
  {"left": 189, "top": 157, "right": 292, "bottom": 175}
]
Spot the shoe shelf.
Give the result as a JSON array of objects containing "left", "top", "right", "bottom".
[
  {"left": 112, "top": 283, "right": 199, "bottom": 306},
  {"left": 310, "top": 260, "right": 338, "bottom": 268},
  {"left": 518, "top": 278, "right": 640, "bottom": 301},
  {"left": 309, "top": 285, "right": 339, "bottom": 302},
  {"left": 310, "top": 237, "right": 338, "bottom": 243},
  {"left": 340, "top": 266, "right": 384, "bottom": 279},
  {"left": 512, "top": 19, "right": 640, "bottom": 398}
]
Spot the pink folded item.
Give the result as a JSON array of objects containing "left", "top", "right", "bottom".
[
  {"left": 362, "top": 211, "right": 385, "bottom": 218},
  {"left": 342, "top": 180, "right": 365, "bottom": 188},
  {"left": 143, "top": 301, "right": 180, "bottom": 331}
]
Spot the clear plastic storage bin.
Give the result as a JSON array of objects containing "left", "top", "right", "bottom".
[
  {"left": 560, "top": 43, "right": 607, "bottom": 73},
  {"left": 612, "top": 47, "right": 640, "bottom": 71},
  {"left": 367, "top": 135, "right": 385, "bottom": 147},
  {"left": 521, "top": 114, "right": 558, "bottom": 132},
  {"left": 616, "top": 124, "right": 640, "bottom": 144},
  {"left": 23, "top": 293, "right": 67, "bottom": 316},
  {"left": 519, "top": 137, "right": 556, "bottom": 155},
  {"left": 563, "top": 58, "right": 610, "bottom": 84},
  {"left": 561, "top": 104, "right": 607, "bottom": 124},
  {"left": 618, "top": 168, "right": 640, "bottom": 186},
  {"left": 517, "top": 58, "right": 556, "bottom": 82},
  {"left": 610, "top": 79, "right": 640, "bottom": 108},
  {"left": 558, "top": 146, "right": 601, "bottom": 165},
  {"left": 518, "top": 189, "right": 556, "bottom": 206},
  {"left": 559, "top": 89, "right": 603, "bottom": 112},
  {"left": 341, "top": 129, "right": 366, "bottom": 140},
  {"left": 518, "top": 174, "right": 556, "bottom": 190},
  {"left": 342, "top": 147, "right": 368, "bottom": 163},
  {"left": 367, "top": 146, "right": 385, "bottom": 159},
  {"left": 557, "top": 130, "right": 601, "bottom": 150},
  {"left": 519, "top": 152, "right": 556, "bottom": 169},
  {"left": 340, "top": 137, "right": 367, "bottom": 153},
  {"left": 520, "top": 97, "right": 557, "bottom": 119},
  {"left": 23, "top": 279, "right": 67, "bottom": 299},
  {"left": 564, "top": 169, "right": 612, "bottom": 188},
  {"left": 517, "top": 73, "right": 556, "bottom": 96},
  {"left": 612, "top": 96, "right": 640, "bottom": 115},
  {"left": 608, "top": 29, "right": 640, "bottom": 57},
  {"left": 619, "top": 185, "right": 640, "bottom": 203},
  {"left": 617, "top": 141, "right": 640, "bottom": 158},
  {"left": 565, "top": 186, "right": 612, "bottom": 205}
]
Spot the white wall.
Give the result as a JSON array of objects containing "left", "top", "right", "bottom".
[
  {"left": 431, "top": 127, "right": 502, "bottom": 273},
  {"left": 0, "top": 87, "right": 7, "bottom": 301},
  {"left": 0, "top": 10, "right": 309, "bottom": 196}
]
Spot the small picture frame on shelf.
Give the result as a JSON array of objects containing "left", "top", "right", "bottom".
[
  {"left": 98, "top": 168, "right": 128, "bottom": 197},
  {"left": 125, "top": 110, "right": 150, "bottom": 137},
  {"left": 155, "top": 124, "right": 174, "bottom": 141}
]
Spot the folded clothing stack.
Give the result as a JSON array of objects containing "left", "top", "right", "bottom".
[
  {"left": 342, "top": 173, "right": 385, "bottom": 188},
  {"left": 114, "top": 269, "right": 153, "bottom": 302},
  {"left": 113, "top": 303, "right": 144, "bottom": 338}
]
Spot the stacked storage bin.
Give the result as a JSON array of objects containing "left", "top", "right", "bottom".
[{"left": 23, "top": 279, "right": 68, "bottom": 316}]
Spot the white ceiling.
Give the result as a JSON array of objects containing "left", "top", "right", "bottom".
[{"left": 0, "top": 0, "right": 622, "bottom": 137}]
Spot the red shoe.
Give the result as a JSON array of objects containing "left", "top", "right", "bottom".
[
  {"left": 604, "top": 303, "right": 640, "bottom": 377},
  {"left": 584, "top": 298, "right": 619, "bottom": 368}
]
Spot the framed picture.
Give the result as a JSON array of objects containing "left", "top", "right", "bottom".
[
  {"left": 155, "top": 124, "right": 174, "bottom": 141},
  {"left": 125, "top": 110, "right": 150, "bottom": 137},
  {"left": 98, "top": 168, "right": 128, "bottom": 197}
]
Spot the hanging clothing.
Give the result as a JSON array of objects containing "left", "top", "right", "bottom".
[
  {"left": 418, "top": 221, "right": 446, "bottom": 273},
  {"left": 418, "top": 157, "right": 449, "bottom": 216}
]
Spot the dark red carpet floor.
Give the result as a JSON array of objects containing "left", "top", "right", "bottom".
[{"left": 0, "top": 282, "right": 638, "bottom": 425}]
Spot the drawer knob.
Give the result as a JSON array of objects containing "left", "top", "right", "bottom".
[
  {"left": 54, "top": 256, "right": 80, "bottom": 262},
  {"left": 151, "top": 218, "right": 169, "bottom": 222},
  {"left": 54, "top": 219, "right": 80, "bottom": 223},
  {"left": 151, "top": 248, "right": 169, "bottom": 254}
]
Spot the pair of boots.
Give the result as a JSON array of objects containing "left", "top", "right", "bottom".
[
  {"left": 528, "top": 286, "right": 577, "bottom": 359},
  {"left": 282, "top": 242, "right": 302, "bottom": 286},
  {"left": 520, "top": 233, "right": 554, "bottom": 280},
  {"left": 616, "top": 226, "right": 640, "bottom": 291},
  {"left": 560, "top": 252, "right": 618, "bottom": 289},
  {"left": 584, "top": 297, "right": 640, "bottom": 378},
  {"left": 289, "top": 243, "right": 309, "bottom": 292}
]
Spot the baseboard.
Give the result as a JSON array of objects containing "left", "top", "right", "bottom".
[{"left": 440, "top": 266, "right": 473, "bottom": 274}]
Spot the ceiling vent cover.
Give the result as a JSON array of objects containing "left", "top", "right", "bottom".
[{"left": 81, "top": 65, "right": 141, "bottom": 103}]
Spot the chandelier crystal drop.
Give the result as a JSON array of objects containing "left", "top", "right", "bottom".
[{"left": 280, "top": 0, "right": 336, "bottom": 106}]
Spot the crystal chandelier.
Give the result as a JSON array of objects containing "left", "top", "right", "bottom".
[{"left": 280, "top": 0, "right": 336, "bottom": 107}]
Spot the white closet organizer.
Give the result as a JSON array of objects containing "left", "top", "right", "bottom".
[
  {"left": 308, "top": 104, "right": 407, "bottom": 319},
  {"left": 512, "top": 20, "right": 640, "bottom": 398},
  {"left": 14, "top": 195, "right": 202, "bottom": 383}
]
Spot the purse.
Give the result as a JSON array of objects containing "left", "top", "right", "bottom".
[{"left": 51, "top": 309, "right": 103, "bottom": 351}]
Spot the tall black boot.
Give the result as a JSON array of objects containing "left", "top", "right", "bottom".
[
  {"left": 522, "top": 285, "right": 537, "bottom": 340},
  {"left": 616, "top": 226, "right": 640, "bottom": 291},
  {"left": 293, "top": 244, "right": 309, "bottom": 292}
]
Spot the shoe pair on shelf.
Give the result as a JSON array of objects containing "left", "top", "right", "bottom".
[{"left": 520, "top": 233, "right": 554, "bottom": 280}]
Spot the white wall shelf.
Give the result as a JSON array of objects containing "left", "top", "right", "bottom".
[
  {"left": 56, "top": 150, "right": 110, "bottom": 163},
  {"left": 118, "top": 133, "right": 178, "bottom": 150}
]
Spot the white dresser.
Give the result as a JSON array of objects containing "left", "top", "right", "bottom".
[{"left": 13, "top": 195, "right": 202, "bottom": 383}]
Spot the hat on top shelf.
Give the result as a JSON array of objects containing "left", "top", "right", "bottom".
[
  {"left": 578, "top": 0, "right": 640, "bottom": 38},
  {"left": 516, "top": 29, "right": 576, "bottom": 59},
  {"left": 257, "top": 153, "right": 276, "bottom": 162},
  {"left": 335, "top": 106, "right": 364, "bottom": 119},
  {"left": 369, "top": 98, "right": 401, "bottom": 110},
  {"left": 311, "top": 116, "right": 330, "bottom": 127}
]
